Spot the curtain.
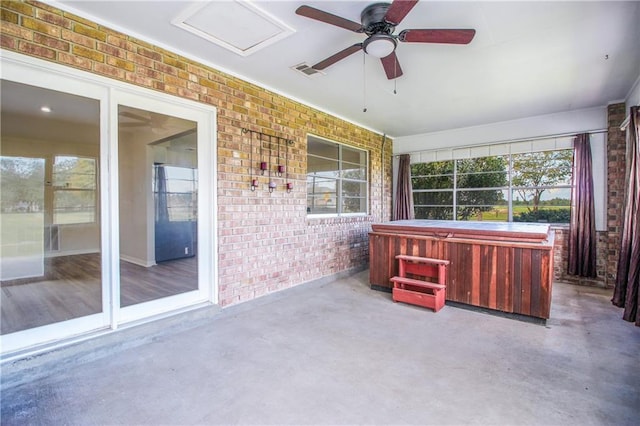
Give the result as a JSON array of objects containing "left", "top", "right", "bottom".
[
  {"left": 612, "top": 106, "right": 640, "bottom": 326},
  {"left": 567, "top": 133, "right": 597, "bottom": 277},
  {"left": 393, "top": 154, "right": 415, "bottom": 221}
]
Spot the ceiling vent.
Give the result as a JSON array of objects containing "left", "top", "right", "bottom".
[
  {"left": 172, "top": 1, "right": 295, "bottom": 57},
  {"left": 291, "top": 63, "right": 325, "bottom": 78}
]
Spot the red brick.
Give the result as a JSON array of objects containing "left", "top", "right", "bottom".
[
  {"left": 58, "top": 51, "right": 92, "bottom": 70},
  {"left": 35, "top": 9, "right": 71, "bottom": 29},
  {"left": 94, "top": 62, "right": 125, "bottom": 79},
  {"left": 136, "top": 46, "right": 161, "bottom": 61},
  {"left": 1, "top": 33, "right": 16, "bottom": 48},
  {"left": 33, "top": 31, "right": 69, "bottom": 51},
  {"left": 18, "top": 39, "right": 55, "bottom": 58}
]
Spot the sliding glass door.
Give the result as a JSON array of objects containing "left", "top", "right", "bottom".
[
  {"left": 0, "top": 76, "right": 108, "bottom": 350},
  {"left": 111, "top": 91, "right": 214, "bottom": 324},
  {"left": 116, "top": 102, "right": 204, "bottom": 319},
  {"left": 0, "top": 53, "right": 216, "bottom": 354}
]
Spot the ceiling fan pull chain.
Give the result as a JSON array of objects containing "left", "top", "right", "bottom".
[
  {"left": 363, "top": 51, "right": 367, "bottom": 112},
  {"left": 394, "top": 60, "right": 398, "bottom": 94}
]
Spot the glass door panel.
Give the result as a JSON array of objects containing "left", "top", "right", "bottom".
[
  {"left": 0, "top": 80, "right": 102, "bottom": 335},
  {"left": 0, "top": 156, "right": 45, "bottom": 281},
  {"left": 118, "top": 105, "right": 198, "bottom": 307}
]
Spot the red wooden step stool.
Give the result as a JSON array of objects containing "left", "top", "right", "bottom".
[{"left": 391, "top": 254, "right": 450, "bottom": 312}]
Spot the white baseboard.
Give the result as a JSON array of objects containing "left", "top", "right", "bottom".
[
  {"left": 120, "top": 255, "right": 156, "bottom": 268},
  {"left": 45, "top": 249, "right": 100, "bottom": 258},
  {"left": 43, "top": 250, "right": 155, "bottom": 268}
]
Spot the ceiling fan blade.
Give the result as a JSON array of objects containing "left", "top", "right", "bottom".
[
  {"left": 399, "top": 29, "right": 476, "bottom": 44},
  {"left": 313, "top": 44, "right": 363, "bottom": 70},
  {"left": 381, "top": 52, "right": 403, "bottom": 80},
  {"left": 384, "top": 0, "right": 419, "bottom": 25},
  {"left": 296, "top": 5, "right": 363, "bottom": 33}
]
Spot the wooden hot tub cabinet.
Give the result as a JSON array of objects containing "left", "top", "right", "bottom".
[{"left": 369, "top": 220, "right": 555, "bottom": 319}]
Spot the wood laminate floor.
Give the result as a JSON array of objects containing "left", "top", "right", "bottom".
[{"left": 1, "top": 254, "right": 197, "bottom": 335}]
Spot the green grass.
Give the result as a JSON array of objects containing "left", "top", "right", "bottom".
[
  {"left": 54, "top": 211, "right": 95, "bottom": 225},
  {"left": 1, "top": 212, "right": 44, "bottom": 257},
  {"left": 470, "top": 206, "right": 570, "bottom": 222},
  {"left": 1, "top": 212, "right": 98, "bottom": 257}
]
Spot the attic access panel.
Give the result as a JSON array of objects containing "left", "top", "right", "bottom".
[{"left": 172, "top": 1, "right": 295, "bottom": 56}]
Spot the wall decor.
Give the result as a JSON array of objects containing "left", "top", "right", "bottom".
[{"left": 242, "top": 128, "right": 294, "bottom": 193}]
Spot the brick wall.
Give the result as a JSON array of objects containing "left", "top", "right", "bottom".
[
  {"left": 552, "top": 228, "right": 608, "bottom": 287},
  {"left": 606, "top": 103, "right": 627, "bottom": 287},
  {"left": 1, "top": 1, "right": 393, "bottom": 306}
]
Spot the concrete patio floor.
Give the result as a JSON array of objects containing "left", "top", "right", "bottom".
[{"left": 2, "top": 269, "right": 639, "bottom": 425}]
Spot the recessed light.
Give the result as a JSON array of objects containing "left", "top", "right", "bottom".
[{"left": 41, "top": 106, "right": 51, "bottom": 113}]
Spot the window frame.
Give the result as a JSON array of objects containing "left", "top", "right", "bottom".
[
  {"left": 411, "top": 148, "right": 573, "bottom": 224},
  {"left": 52, "top": 154, "right": 98, "bottom": 225},
  {"left": 306, "top": 135, "right": 369, "bottom": 217},
  {"left": 153, "top": 164, "right": 198, "bottom": 223}
]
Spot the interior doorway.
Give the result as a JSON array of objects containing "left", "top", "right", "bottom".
[{"left": 117, "top": 105, "right": 199, "bottom": 307}]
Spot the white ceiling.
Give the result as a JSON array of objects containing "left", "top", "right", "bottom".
[{"left": 50, "top": 0, "right": 640, "bottom": 138}]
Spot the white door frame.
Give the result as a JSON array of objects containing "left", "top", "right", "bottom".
[
  {"left": 112, "top": 89, "right": 217, "bottom": 325},
  {"left": 0, "top": 51, "right": 218, "bottom": 355}
]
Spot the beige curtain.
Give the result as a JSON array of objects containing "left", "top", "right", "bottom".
[{"left": 393, "top": 154, "right": 415, "bottom": 221}]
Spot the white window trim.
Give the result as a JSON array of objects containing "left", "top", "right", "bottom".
[
  {"left": 411, "top": 150, "right": 574, "bottom": 224},
  {"left": 306, "top": 134, "right": 369, "bottom": 217},
  {"left": 52, "top": 155, "right": 98, "bottom": 226}
]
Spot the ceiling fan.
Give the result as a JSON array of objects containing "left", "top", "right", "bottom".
[{"left": 296, "top": 0, "right": 475, "bottom": 79}]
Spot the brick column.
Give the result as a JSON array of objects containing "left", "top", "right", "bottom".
[{"left": 606, "top": 103, "right": 627, "bottom": 287}]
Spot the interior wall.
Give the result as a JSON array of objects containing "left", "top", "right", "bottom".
[
  {"left": 118, "top": 131, "right": 153, "bottom": 266},
  {"left": 0, "top": 2, "right": 393, "bottom": 307}
]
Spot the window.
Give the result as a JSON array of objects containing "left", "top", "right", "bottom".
[
  {"left": 154, "top": 165, "right": 197, "bottom": 222},
  {"left": 411, "top": 149, "right": 573, "bottom": 223},
  {"left": 307, "top": 136, "right": 368, "bottom": 215},
  {"left": 52, "top": 156, "right": 97, "bottom": 225}
]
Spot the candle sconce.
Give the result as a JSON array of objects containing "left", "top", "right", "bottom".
[{"left": 242, "top": 128, "right": 294, "bottom": 193}]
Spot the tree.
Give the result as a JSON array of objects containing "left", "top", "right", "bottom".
[
  {"left": 411, "top": 157, "right": 508, "bottom": 220},
  {"left": 51, "top": 156, "right": 97, "bottom": 223},
  {"left": 511, "top": 150, "right": 572, "bottom": 212},
  {"left": 456, "top": 157, "right": 508, "bottom": 220},
  {"left": 53, "top": 156, "right": 96, "bottom": 189},
  {"left": 411, "top": 160, "right": 454, "bottom": 220},
  {"left": 0, "top": 156, "right": 45, "bottom": 212}
]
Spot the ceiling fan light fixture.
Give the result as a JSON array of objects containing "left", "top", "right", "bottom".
[
  {"left": 363, "top": 34, "right": 396, "bottom": 58},
  {"left": 296, "top": 1, "right": 476, "bottom": 79}
]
